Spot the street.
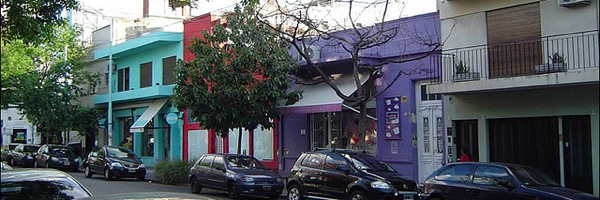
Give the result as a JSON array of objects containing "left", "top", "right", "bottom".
[{"left": 65, "top": 170, "right": 285, "bottom": 199}]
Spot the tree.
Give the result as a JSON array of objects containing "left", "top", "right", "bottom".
[
  {"left": 173, "top": 3, "right": 301, "bottom": 153},
  {"left": 256, "top": 0, "right": 441, "bottom": 150},
  {"left": 1, "top": 0, "right": 79, "bottom": 44},
  {"left": 2, "top": 24, "right": 99, "bottom": 144}
]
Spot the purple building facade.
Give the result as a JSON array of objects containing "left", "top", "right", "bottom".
[{"left": 277, "top": 12, "right": 441, "bottom": 181}]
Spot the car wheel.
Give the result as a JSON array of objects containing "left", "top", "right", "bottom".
[
  {"left": 84, "top": 166, "right": 93, "bottom": 178},
  {"left": 104, "top": 167, "right": 113, "bottom": 181},
  {"left": 227, "top": 182, "right": 240, "bottom": 199},
  {"left": 190, "top": 177, "right": 202, "bottom": 194},
  {"left": 350, "top": 190, "right": 367, "bottom": 200},
  {"left": 287, "top": 184, "right": 304, "bottom": 200}
]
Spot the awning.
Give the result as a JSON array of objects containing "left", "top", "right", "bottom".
[
  {"left": 130, "top": 98, "right": 169, "bottom": 133},
  {"left": 278, "top": 73, "right": 370, "bottom": 114}
]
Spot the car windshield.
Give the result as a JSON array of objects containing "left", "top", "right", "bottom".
[
  {"left": 24, "top": 146, "right": 39, "bottom": 153},
  {"left": 509, "top": 165, "right": 561, "bottom": 187},
  {"left": 107, "top": 147, "right": 138, "bottom": 159},
  {"left": 226, "top": 156, "right": 266, "bottom": 169},
  {"left": 343, "top": 153, "right": 397, "bottom": 172},
  {"left": 49, "top": 148, "right": 73, "bottom": 156}
]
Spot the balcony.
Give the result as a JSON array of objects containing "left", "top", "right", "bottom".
[{"left": 428, "top": 31, "right": 598, "bottom": 94}]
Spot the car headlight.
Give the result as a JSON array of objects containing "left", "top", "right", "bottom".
[
  {"left": 139, "top": 163, "right": 145, "bottom": 168},
  {"left": 51, "top": 157, "right": 59, "bottom": 162},
  {"left": 74, "top": 158, "right": 79, "bottom": 162},
  {"left": 243, "top": 176, "right": 255, "bottom": 182},
  {"left": 371, "top": 181, "right": 392, "bottom": 189},
  {"left": 111, "top": 162, "right": 123, "bottom": 168}
]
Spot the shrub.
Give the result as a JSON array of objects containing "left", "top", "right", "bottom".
[{"left": 154, "top": 160, "right": 195, "bottom": 185}]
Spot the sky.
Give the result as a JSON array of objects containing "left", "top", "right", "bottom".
[{"left": 78, "top": 0, "right": 437, "bottom": 19}]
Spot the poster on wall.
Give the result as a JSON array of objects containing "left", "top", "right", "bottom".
[{"left": 384, "top": 97, "right": 401, "bottom": 140}]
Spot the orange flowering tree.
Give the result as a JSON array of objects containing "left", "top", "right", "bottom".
[{"left": 173, "top": 4, "right": 301, "bottom": 139}]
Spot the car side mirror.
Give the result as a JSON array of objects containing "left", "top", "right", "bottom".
[{"left": 336, "top": 165, "right": 351, "bottom": 174}]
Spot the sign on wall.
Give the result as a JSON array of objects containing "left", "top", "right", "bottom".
[{"left": 384, "top": 97, "right": 401, "bottom": 140}]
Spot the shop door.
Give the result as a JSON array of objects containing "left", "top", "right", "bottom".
[{"left": 417, "top": 105, "right": 444, "bottom": 182}]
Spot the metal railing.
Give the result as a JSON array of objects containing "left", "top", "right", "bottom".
[{"left": 428, "top": 31, "right": 599, "bottom": 84}]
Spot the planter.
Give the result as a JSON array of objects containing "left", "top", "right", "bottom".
[
  {"left": 453, "top": 72, "right": 480, "bottom": 82},
  {"left": 534, "top": 63, "right": 567, "bottom": 74}
]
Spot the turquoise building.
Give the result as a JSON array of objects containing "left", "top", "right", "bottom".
[{"left": 94, "top": 31, "right": 184, "bottom": 167}]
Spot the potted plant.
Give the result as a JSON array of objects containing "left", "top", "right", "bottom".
[
  {"left": 453, "top": 60, "right": 480, "bottom": 82},
  {"left": 535, "top": 52, "right": 567, "bottom": 73}
]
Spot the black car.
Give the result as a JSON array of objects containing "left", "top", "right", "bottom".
[
  {"left": 1, "top": 168, "right": 92, "bottom": 200},
  {"left": 35, "top": 144, "right": 80, "bottom": 171},
  {"left": 420, "top": 162, "right": 599, "bottom": 200},
  {"left": 83, "top": 146, "right": 146, "bottom": 181},
  {"left": 286, "top": 148, "right": 419, "bottom": 200},
  {"left": 189, "top": 154, "right": 284, "bottom": 199},
  {"left": 7, "top": 144, "right": 40, "bottom": 167}
]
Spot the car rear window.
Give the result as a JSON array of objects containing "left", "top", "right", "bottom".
[
  {"left": 435, "top": 164, "right": 473, "bottom": 183},
  {"left": 24, "top": 146, "right": 39, "bottom": 153}
]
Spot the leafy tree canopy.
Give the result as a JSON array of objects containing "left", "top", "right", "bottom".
[
  {"left": 1, "top": 0, "right": 79, "bottom": 44},
  {"left": 173, "top": 4, "right": 301, "bottom": 136}
]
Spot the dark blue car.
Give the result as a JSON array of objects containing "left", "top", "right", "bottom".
[
  {"left": 189, "top": 154, "right": 284, "bottom": 199},
  {"left": 420, "top": 162, "right": 598, "bottom": 200}
]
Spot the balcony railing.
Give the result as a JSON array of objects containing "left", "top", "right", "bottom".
[{"left": 429, "top": 31, "right": 599, "bottom": 84}]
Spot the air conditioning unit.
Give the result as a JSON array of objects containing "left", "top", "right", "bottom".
[
  {"left": 298, "top": 45, "right": 320, "bottom": 63},
  {"left": 558, "top": 0, "right": 590, "bottom": 7}
]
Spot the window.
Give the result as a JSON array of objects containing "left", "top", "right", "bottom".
[
  {"left": 228, "top": 128, "right": 249, "bottom": 154},
  {"left": 473, "top": 166, "right": 510, "bottom": 186},
  {"left": 142, "top": 118, "right": 154, "bottom": 157},
  {"left": 253, "top": 127, "right": 273, "bottom": 160},
  {"left": 302, "top": 153, "right": 325, "bottom": 169},
  {"left": 212, "top": 156, "right": 224, "bottom": 170},
  {"left": 162, "top": 56, "right": 176, "bottom": 85},
  {"left": 117, "top": 68, "right": 130, "bottom": 92},
  {"left": 421, "top": 85, "right": 441, "bottom": 101},
  {"left": 199, "top": 155, "right": 214, "bottom": 167},
  {"left": 140, "top": 62, "right": 152, "bottom": 88},
  {"left": 435, "top": 165, "right": 473, "bottom": 183},
  {"left": 324, "top": 154, "right": 347, "bottom": 171}
]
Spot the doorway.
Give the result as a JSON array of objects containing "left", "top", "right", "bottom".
[{"left": 416, "top": 83, "right": 443, "bottom": 182}]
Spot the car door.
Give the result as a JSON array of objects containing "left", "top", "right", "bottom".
[
  {"left": 298, "top": 153, "right": 326, "bottom": 197},
  {"left": 471, "top": 165, "right": 535, "bottom": 200},
  {"left": 321, "top": 153, "right": 354, "bottom": 198},
  {"left": 207, "top": 155, "right": 228, "bottom": 190},
  {"left": 87, "top": 147, "right": 100, "bottom": 173},
  {"left": 194, "top": 155, "right": 214, "bottom": 186},
  {"left": 94, "top": 147, "right": 108, "bottom": 173}
]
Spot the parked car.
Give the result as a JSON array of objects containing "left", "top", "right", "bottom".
[
  {"left": 189, "top": 154, "right": 284, "bottom": 199},
  {"left": 1, "top": 168, "right": 92, "bottom": 199},
  {"left": 286, "top": 148, "right": 419, "bottom": 200},
  {"left": 1, "top": 161, "right": 12, "bottom": 171},
  {"left": 1, "top": 143, "right": 19, "bottom": 161},
  {"left": 35, "top": 144, "right": 80, "bottom": 171},
  {"left": 83, "top": 146, "right": 146, "bottom": 181},
  {"left": 7, "top": 144, "right": 40, "bottom": 167},
  {"left": 420, "top": 162, "right": 599, "bottom": 200}
]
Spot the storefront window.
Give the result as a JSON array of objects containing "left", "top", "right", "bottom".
[
  {"left": 142, "top": 119, "right": 154, "bottom": 157},
  {"left": 310, "top": 108, "right": 377, "bottom": 156},
  {"left": 228, "top": 128, "right": 249, "bottom": 154},
  {"left": 254, "top": 127, "right": 273, "bottom": 160}
]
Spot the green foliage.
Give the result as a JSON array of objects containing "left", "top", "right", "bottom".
[
  {"left": 1, "top": 24, "right": 99, "bottom": 143},
  {"left": 549, "top": 52, "right": 566, "bottom": 64},
  {"left": 173, "top": 4, "right": 301, "bottom": 137},
  {"left": 455, "top": 60, "right": 469, "bottom": 74},
  {"left": 71, "top": 107, "right": 101, "bottom": 137},
  {"left": 155, "top": 160, "right": 195, "bottom": 185},
  {"left": 1, "top": 0, "right": 79, "bottom": 45}
]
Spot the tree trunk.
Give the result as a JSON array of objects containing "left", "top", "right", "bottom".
[
  {"left": 237, "top": 128, "right": 242, "bottom": 154},
  {"left": 357, "top": 103, "right": 368, "bottom": 151}
]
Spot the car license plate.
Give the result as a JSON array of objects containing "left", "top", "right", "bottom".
[
  {"left": 403, "top": 195, "right": 414, "bottom": 200},
  {"left": 64, "top": 162, "right": 70, "bottom": 165},
  {"left": 128, "top": 169, "right": 136, "bottom": 173},
  {"left": 262, "top": 186, "right": 271, "bottom": 190}
]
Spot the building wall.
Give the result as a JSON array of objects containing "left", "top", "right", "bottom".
[{"left": 1, "top": 108, "right": 38, "bottom": 145}]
